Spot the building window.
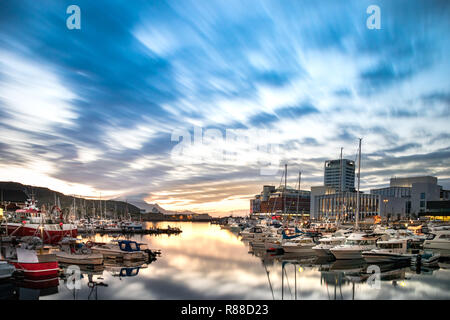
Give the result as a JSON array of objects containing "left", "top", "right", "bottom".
[
  {"left": 420, "top": 201, "right": 425, "bottom": 208},
  {"left": 420, "top": 193, "right": 425, "bottom": 200}
]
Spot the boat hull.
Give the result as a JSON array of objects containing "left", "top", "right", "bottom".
[
  {"left": 55, "top": 252, "right": 103, "bottom": 265},
  {"left": 312, "top": 248, "right": 332, "bottom": 257},
  {"left": 11, "top": 261, "right": 59, "bottom": 278},
  {"left": 282, "top": 245, "right": 315, "bottom": 254},
  {"left": 362, "top": 252, "right": 413, "bottom": 263},
  {"left": 6, "top": 224, "right": 77, "bottom": 244},
  {"left": 91, "top": 248, "right": 146, "bottom": 260},
  {"left": 330, "top": 249, "right": 364, "bottom": 260}
]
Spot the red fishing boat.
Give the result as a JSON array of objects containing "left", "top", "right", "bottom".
[
  {"left": 5, "top": 199, "right": 77, "bottom": 244},
  {"left": 1, "top": 237, "right": 59, "bottom": 279}
]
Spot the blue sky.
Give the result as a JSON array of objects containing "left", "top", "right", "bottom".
[{"left": 0, "top": 0, "right": 449, "bottom": 214}]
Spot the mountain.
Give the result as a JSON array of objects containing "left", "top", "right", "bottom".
[
  {"left": 0, "top": 181, "right": 142, "bottom": 216},
  {"left": 126, "top": 200, "right": 167, "bottom": 214}
]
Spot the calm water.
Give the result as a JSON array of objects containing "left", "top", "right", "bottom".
[{"left": 2, "top": 222, "right": 450, "bottom": 300}]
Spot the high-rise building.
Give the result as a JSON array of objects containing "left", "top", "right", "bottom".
[{"left": 324, "top": 159, "right": 355, "bottom": 192}]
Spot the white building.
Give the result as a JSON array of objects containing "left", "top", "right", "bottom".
[{"left": 324, "top": 159, "right": 355, "bottom": 192}]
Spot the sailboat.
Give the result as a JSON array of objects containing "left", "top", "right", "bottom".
[{"left": 329, "top": 139, "right": 382, "bottom": 260}]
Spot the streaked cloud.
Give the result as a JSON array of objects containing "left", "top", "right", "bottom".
[{"left": 0, "top": 0, "right": 449, "bottom": 215}]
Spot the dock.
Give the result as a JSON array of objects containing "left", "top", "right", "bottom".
[{"left": 77, "top": 227, "right": 182, "bottom": 236}]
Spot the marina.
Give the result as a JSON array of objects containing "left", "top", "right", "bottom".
[
  {"left": 0, "top": 0, "right": 449, "bottom": 308},
  {"left": 0, "top": 221, "right": 449, "bottom": 300}
]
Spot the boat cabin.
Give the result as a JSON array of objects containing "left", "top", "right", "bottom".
[{"left": 117, "top": 240, "right": 148, "bottom": 252}]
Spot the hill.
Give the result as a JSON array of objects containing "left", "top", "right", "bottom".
[{"left": 0, "top": 181, "right": 142, "bottom": 217}]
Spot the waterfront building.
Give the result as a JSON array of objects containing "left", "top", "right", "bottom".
[
  {"left": 250, "top": 185, "right": 310, "bottom": 217},
  {"left": 310, "top": 174, "right": 450, "bottom": 220},
  {"left": 370, "top": 176, "right": 447, "bottom": 218},
  {"left": 390, "top": 176, "right": 437, "bottom": 187},
  {"left": 314, "top": 191, "right": 380, "bottom": 221},
  {"left": 324, "top": 159, "right": 355, "bottom": 192}
]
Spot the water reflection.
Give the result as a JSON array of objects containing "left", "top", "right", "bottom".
[{"left": 0, "top": 222, "right": 449, "bottom": 300}]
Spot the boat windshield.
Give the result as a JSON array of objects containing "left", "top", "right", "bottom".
[
  {"left": 378, "top": 243, "right": 404, "bottom": 249},
  {"left": 345, "top": 239, "right": 376, "bottom": 246}
]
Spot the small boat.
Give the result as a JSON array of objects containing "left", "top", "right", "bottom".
[
  {"left": 0, "top": 260, "right": 15, "bottom": 280},
  {"left": 362, "top": 238, "right": 414, "bottom": 263},
  {"left": 55, "top": 238, "right": 103, "bottom": 266},
  {"left": 240, "top": 226, "right": 266, "bottom": 241},
  {"left": 412, "top": 250, "right": 440, "bottom": 267},
  {"left": 119, "top": 221, "right": 143, "bottom": 231},
  {"left": 282, "top": 236, "right": 316, "bottom": 254},
  {"left": 91, "top": 240, "right": 148, "bottom": 260}
]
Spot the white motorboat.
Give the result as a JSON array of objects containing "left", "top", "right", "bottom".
[
  {"left": 312, "top": 235, "right": 346, "bottom": 257},
  {"left": 240, "top": 226, "right": 266, "bottom": 241},
  {"left": 119, "top": 221, "right": 143, "bottom": 231},
  {"left": 423, "top": 230, "right": 450, "bottom": 257},
  {"left": 282, "top": 236, "right": 316, "bottom": 254},
  {"left": 362, "top": 238, "right": 414, "bottom": 263},
  {"left": 330, "top": 232, "right": 380, "bottom": 260}
]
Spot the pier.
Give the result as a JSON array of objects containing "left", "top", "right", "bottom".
[{"left": 77, "top": 227, "right": 182, "bottom": 236}]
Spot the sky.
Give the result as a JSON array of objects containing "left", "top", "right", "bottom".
[{"left": 0, "top": 0, "right": 449, "bottom": 216}]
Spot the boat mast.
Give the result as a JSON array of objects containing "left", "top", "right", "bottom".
[
  {"left": 284, "top": 163, "right": 287, "bottom": 216},
  {"left": 296, "top": 171, "right": 301, "bottom": 222},
  {"left": 339, "top": 147, "right": 343, "bottom": 224},
  {"left": 356, "top": 138, "right": 362, "bottom": 230},
  {"left": 99, "top": 193, "right": 102, "bottom": 220}
]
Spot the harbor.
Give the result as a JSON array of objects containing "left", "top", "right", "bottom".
[
  {"left": 0, "top": 0, "right": 449, "bottom": 307},
  {"left": 0, "top": 221, "right": 449, "bottom": 300}
]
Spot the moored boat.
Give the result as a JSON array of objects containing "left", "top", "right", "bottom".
[
  {"left": 91, "top": 240, "right": 148, "bottom": 260},
  {"left": 1, "top": 237, "right": 59, "bottom": 279},
  {"left": 362, "top": 238, "right": 414, "bottom": 263},
  {"left": 312, "top": 235, "right": 346, "bottom": 257},
  {"left": 55, "top": 238, "right": 103, "bottom": 266},
  {"left": 330, "top": 232, "right": 380, "bottom": 260}
]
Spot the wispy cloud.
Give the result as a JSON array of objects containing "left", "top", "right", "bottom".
[{"left": 0, "top": 0, "right": 449, "bottom": 214}]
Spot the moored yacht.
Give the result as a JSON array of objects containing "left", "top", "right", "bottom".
[
  {"left": 312, "top": 235, "right": 346, "bottom": 257},
  {"left": 330, "top": 232, "right": 380, "bottom": 260},
  {"left": 282, "top": 236, "right": 316, "bottom": 254},
  {"left": 362, "top": 238, "right": 414, "bottom": 263},
  {"left": 423, "top": 230, "right": 450, "bottom": 256}
]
